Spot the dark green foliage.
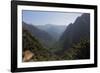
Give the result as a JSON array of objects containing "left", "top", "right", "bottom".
[
  {"left": 23, "top": 28, "right": 60, "bottom": 61},
  {"left": 58, "top": 13, "right": 90, "bottom": 52},
  {"left": 22, "top": 13, "right": 90, "bottom": 62},
  {"left": 61, "top": 40, "right": 90, "bottom": 60},
  {"left": 23, "top": 28, "right": 51, "bottom": 61},
  {"left": 23, "top": 22, "right": 55, "bottom": 48},
  {"left": 22, "top": 28, "right": 43, "bottom": 51}
]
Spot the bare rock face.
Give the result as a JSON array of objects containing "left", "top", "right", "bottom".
[{"left": 23, "top": 50, "right": 34, "bottom": 62}]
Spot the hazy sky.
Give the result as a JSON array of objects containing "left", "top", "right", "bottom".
[{"left": 22, "top": 10, "right": 82, "bottom": 26}]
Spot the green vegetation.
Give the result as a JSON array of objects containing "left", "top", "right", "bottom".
[
  {"left": 23, "top": 28, "right": 60, "bottom": 61},
  {"left": 61, "top": 39, "right": 90, "bottom": 60},
  {"left": 22, "top": 13, "right": 90, "bottom": 62},
  {"left": 23, "top": 28, "right": 90, "bottom": 61},
  {"left": 23, "top": 28, "right": 48, "bottom": 61}
]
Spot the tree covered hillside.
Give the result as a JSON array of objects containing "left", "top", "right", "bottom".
[
  {"left": 23, "top": 28, "right": 53, "bottom": 61},
  {"left": 22, "top": 13, "right": 90, "bottom": 62},
  {"left": 54, "top": 13, "right": 90, "bottom": 59}
]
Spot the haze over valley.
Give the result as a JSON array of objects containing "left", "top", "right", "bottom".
[{"left": 22, "top": 11, "right": 90, "bottom": 62}]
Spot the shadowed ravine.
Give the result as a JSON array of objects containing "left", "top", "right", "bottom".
[{"left": 22, "top": 13, "right": 90, "bottom": 62}]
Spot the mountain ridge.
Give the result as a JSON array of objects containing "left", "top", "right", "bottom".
[
  {"left": 35, "top": 24, "right": 66, "bottom": 40},
  {"left": 22, "top": 22, "right": 55, "bottom": 48},
  {"left": 56, "top": 13, "right": 90, "bottom": 54}
]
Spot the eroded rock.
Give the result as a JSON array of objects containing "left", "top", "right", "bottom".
[{"left": 23, "top": 50, "right": 34, "bottom": 62}]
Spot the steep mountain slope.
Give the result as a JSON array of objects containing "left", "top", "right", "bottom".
[
  {"left": 59, "top": 13, "right": 90, "bottom": 50},
  {"left": 22, "top": 28, "right": 53, "bottom": 61},
  {"left": 50, "top": 13, "right": 91, "bottom": 60},
  {"left": 22, "top": 22, "right": 55, "bottom": 48},
  {"left": 22, "top": 13, "right": 90, "bottom": 61},
  {"left": 22, "top": 28, "right": 43, "bottom": 51}
]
